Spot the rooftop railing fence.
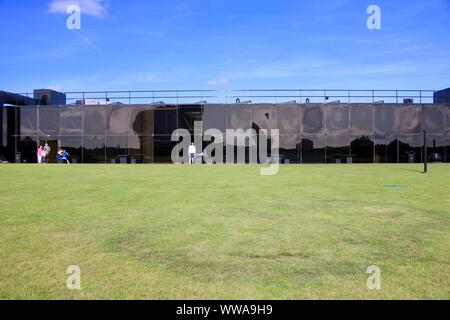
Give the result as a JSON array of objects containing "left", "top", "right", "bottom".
[{"left": 9, "top": 89, "right": 442, "bottom": 106}]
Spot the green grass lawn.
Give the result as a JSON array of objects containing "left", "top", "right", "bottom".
[{"left": 0, "top": 164, "right": 449, "bottom": 299}]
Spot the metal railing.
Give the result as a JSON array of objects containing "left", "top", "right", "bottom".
[{"left": 4, "top": 89, "right": 444, "bottom": 105}]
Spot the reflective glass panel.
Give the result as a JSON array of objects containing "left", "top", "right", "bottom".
[
  {"left": 279, "top": 135, "right": 300, "bottom": 163},
  {"left": 19, "top": 106, "right": 37, "bottom": 136},
  {"left": 60, "top": 136, "right": 83, "bottom": 164},
  {"left": 252, "top": 104, "right": 276, "bottom": 132},
  {"left": 427, "top": 135, "right": 446, "bottom": 163},
  {"left": 178, "top": 105, "right": 202, "bottom": 133},
  {"left": 154, "top": 140, "right": 176, "bottom": 163},
  {"left": 445, "top": 106, "right": 450, "bottom": 131},
  {"left": 301, "top": 135, "right": 325, "bottom": 163},
  {"left": 38, "top": 106, "right": 60, "bottom": 136},
  {"left": 227, "top": 104, "right": 252, "bottom": 130},
  {"left": 301, "top": 105, "right": 325, "bottom": 134},
  {"left": 60, "top": 105, "right": 82, "bottom": 135},
  {"left": 326, "top": 135, "right": 350, "bottom": 163},
  {"left": 375, "top": 105, "right": 398, "bottom": 135},
  {"left": 106, "top": 106, "right": 129, "bottom": 135},
  {"left": 423, "top": 105, "right": 445, "bottom": 134},
  {"left": 326, "top": 104, "right": 349, "bottom": 134},
  {"left": 84, "top": 106, "right": 107, "bottom": 135},
  {"left": 129, "top": 135, "right": 154, "bottom": 163},
  {"left": 83, "top": 135, "right": 105, "bottom": 163},
  {"left": 203, "top": 104, "right": 226, "bottom": 133},
  {"left": 106, "top": 136, "right": 129, "bottom": 163},
  {"left": 398, "top": 135, "right": 422, "bottom": 163},
  {"left": 277, "top": 104, "right": 300, "bottom": 134},
  {"left": 351, "top": 135, "right": 374, "bottom": 163},
  {"left": 17, "top": 136, "right": 37, "bottom": 163},
  {"left": 350, "top": 105, "right": 373, "bottom": 134},
  {"left": 154, "top": 108, "right": 177, "bottom": 135},
  {"left": 398, "top": 105, "right": 421, "bottom": 134},
  {"left": 128, "top": 106, "right": 154, "bottom": 135}
]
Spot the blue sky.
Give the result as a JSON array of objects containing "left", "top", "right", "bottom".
[{"left": 0, "top": 0, "right": 449, "bottom": 93}]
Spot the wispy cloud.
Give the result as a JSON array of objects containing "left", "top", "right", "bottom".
[
  {"left": 206, "top": 78, "right": 229, "bottom": 86},
  {"left": 48, "top": 0, "right": 109, "bottom": 18}
]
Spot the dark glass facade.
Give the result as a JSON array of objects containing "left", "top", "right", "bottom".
[{"left": 0, "top": 103, "right": 449, "bottom": 164}]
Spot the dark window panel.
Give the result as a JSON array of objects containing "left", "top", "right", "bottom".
[
  {"left": 398, "top": 135, "right": 422, "bottom": 163},
  {"left": 83, "top": 135, "right": 105, "bottom": 163},
  {"left": 128, "top": 106, "right": 154, "bottom": 135},
  {"left": 301, "top": 135, "right": 325, "bottom": 164},
  {"left": 423, "top": 104, "right": 445, "bottom": 134},
  {"left": 6, "top": 107, "right": 18, "bottom": 162},
  {"left": 203, "top": 104, "right": 226, "bottom": 133},
  {"left": 351, "top": 135, "right": 374, "bottom": 163},
  {"left": 277, "top": 104, "right": 300, "bottom": 134},
  {"left": 38, "top": 106, "right": 60, "bottom": 137},
  {"left": 19, "top": 106, "right": 38, "bottom": 136},
  {"left": 60, "top": 136, "right": 83, "bottom": 164},
  {"left": 154, "top": 108, "right": 177, "bottom": 135},
  {"left": 17, "top": 136, "right": 37, "bottom": 163},
  {"left": 301, "top": 105, "right": 325, "bottom": 134},
  {"left": 446, "top": 137, "right": 450, "bottom": 163},
  {"left": 178, "top": 105, "right": 202, "bottom": 133},
  {"left": 350, "top": 105, "right": 374, "bottom": 134},
  {"left": 398, "top": 105, "right": 421, "bottom": 134},
  {"left": 60, "top": 105, "right": 82, "bottom": 136},
  {"left": 279, "top": 135, "right": 300, "bottom": 163},
  {"left": 106, "top": 136, "right": 129, "bottom": 163},
  {"left": 375, "top": 105, "right": 399, "bottom": 135},
  {"left": 252, "top": 104, "right": 277, "bottom": 133},
  {"left": 326, "top": 135, "right": 350, "bottom": 163},
  {"left": 129, "top": 135, "right": 154, "bottom": 163},
  {"left": 227, "top": 104, "right": 252, "bottom": 130},
  {"left": 154, "top": 140, "right": 176, "bottom": 163},
  {"left": 0, "top": 108, "right": 4, "bottom": 150},
  {"left": 106, "top": 106, "right": 129, "bottom": 135},
  {"left": 84, "top": 106, "right": 106, "bottom": 135},
  {"left": 326, "top": 104, "right": 349, "bottom": 134}
]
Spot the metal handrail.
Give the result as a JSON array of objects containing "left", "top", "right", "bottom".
[{"left": 3, "top": 89, "right": 445, "bottom": 105}]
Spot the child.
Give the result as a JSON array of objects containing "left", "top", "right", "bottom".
[
  {"left": 37, "top": 146, "right": 43, "bottom": 164},
  {"left": 61, "top": 150, "right": 70, "bottom": 165}
]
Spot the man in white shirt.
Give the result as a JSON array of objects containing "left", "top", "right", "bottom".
[{"left": 188, "top": 143, "right": 196, "bottom": 164}]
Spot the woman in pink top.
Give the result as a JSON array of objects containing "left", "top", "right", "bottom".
[{"left": 37, "top": 146, "right": 43, "bottom": 164}]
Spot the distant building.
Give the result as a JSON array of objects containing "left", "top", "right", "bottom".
[{"left": 434, "top": 88, "right": 450, "bottom": 104}]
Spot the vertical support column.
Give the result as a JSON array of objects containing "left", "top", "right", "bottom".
[{"left": 423, "top": 129, "right": 428, "bottom": 173}]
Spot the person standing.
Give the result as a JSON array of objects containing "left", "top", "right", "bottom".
[
  {"left": 44, "top": 143, "right": 51, "bottom": 164},
  {"left": 37, "top": 146, "right": 43, "bottom": 164},
  {"left": 188, "top": 143, "right": 196, "bottom": 164}
]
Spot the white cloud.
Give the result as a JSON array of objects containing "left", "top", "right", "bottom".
[
  {"left": 206, "top": 78, "right": 229, "bottom": 86},
  {"left": 48, "top": 0, "right": 108, "bottom": 17}
]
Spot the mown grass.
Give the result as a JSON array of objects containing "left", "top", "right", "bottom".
[{"left": 0, "top": 164, "right": 449, "bottom": 299}]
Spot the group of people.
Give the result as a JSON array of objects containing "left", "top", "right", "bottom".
[
  {"left": 36, "top": 144, "right": 70, "bottom": 164},
  {"left": 37, "top": 143, "right": 51, "bottom": 164}
]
